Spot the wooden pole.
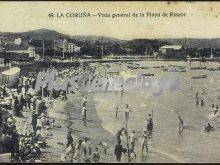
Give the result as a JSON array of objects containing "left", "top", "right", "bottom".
[
  {"left": 62, "top": 40, "right": 64, "bottom": 58},
  {"left": 42, "top": 40, "right": 45, "bottom": 60},
  {"left": 125, "top": 112, "right": 130, "bottom": 162},
  {"left": 146, "top": 46, "right": 147, "bottom": 55},
  {"left": 101, "top": 46, "right": 104, "bottom": 59},
  {"left": 152, "top": 110, "right": 153, "bottom": 120},
  {"left": 84, "top": 108, "right": 87, "bottom": 126}
]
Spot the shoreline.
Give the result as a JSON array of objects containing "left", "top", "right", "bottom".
[
  {"left": 44, "top": 91, "right": 116, "bottom": 163},
  {"left": 93, "top": 91, "right": 188, "bottom": 163}
]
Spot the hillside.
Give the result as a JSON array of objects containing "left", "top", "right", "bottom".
[
  {"left": 161, "top": 38, "right": 220, "bottom": 49},
  {"left": 0, "top": 28, "right": 68, "bottom": 40},
  {"left": 1, "top": 29, "right": 220, "bottom": 49}
]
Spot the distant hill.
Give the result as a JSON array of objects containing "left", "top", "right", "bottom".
[
  {"left": 0, "top": 28, "right": 67, "bottom": 40},
  {"left": 1, "top": 28, "right": 220, "bottom": 50},
  {"left": 161, "top": 38, "right": 220, "bottom": 49},
  {"left": 0, "top": 29, "right": 123, "bottom": 43}
]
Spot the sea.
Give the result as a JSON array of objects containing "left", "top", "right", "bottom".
[{"left": 93, "top": 60, "right": 220, "bottom": 163}]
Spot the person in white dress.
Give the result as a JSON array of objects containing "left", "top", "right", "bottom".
[
  {"left": 23, "top": 121, "right": 33, "bottom": 136},
  {"left": 141, "top": 130, "right": 148, "bottom": 156},
  {"left": 73, "top": 139, "right": 83, "bottom": 163}
]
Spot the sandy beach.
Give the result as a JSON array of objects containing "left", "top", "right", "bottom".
[
  {"left": 38, "top": 91, "right": 116, "bottom": 163},
  {"left": 41, "top": 60, "right": 220, "bottom": 163},
  {"left": 4, "top": 60, "right": 220, "bottom": 163}
]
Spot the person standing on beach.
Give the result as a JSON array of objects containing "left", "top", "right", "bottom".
[
  {"left": 66, "top": 131, "right": 73, "bottom": 148},
  {"left": 17, "top": 83, "right": 22, "bottom": 95},
  {"left": 31, "top": 111, "right": 38, "bottom": 134},
  {"left": 141, "top": 130, "right": 148, "bottom": 156},
  {"left": 81, "top": 137, "right": 91, "bottom": 161},
  {"left": 196, "top": 91, "right": 199, "bottom": 99},
  {"left": 19, "top": 94, "right": 26, "bottom": 112},
  {"left": 201, "top": 99, "right": 204, "bottom": 107},
  {"left": 125, "top": 104, "right": 131, "bottom": 119},
  {"left": 129, "top": 131, "right": 138, "bottom": 152},
  {"left": 82, "top": 106, "right": 86, "bottom": 121},
  {"left": 104, "top": 82, "right": 109, "bottom": 95},
  {"left": 120, "top": 85, "right": 124, "bottom": 98},
  {"left": 116, "top": 127, "right": 126, "bottom": 144},
  {"left": 92, "top": 147, "right": 100, "bottom": 163},
  {"left": 12, "top": 96, "right": 17, "bottom": 116},
  {"left": 115, "top": 106, "right": 119, "bottom": 118},
  {"left": 196, "top": 99, "right": 199, "bottom": 107},
  {"left": 114, "top": 141, "right": 123, "bottom": 162},
  {"left": 26, "top": 93, "right": 32, "bottom": 111},
  {"left": 178, "top": 116, "right": 184, "bottom": 132},
  {"left": 146, "top": 114, "right": 153, "bottom": 132},
  {"left": 82, "top": 106, "right": 87, "bottom": 126},
  {"left": 82, "top": 97, "right": 88, "bottom": 108},
  {"left": 73, "top": 139, "right": 83, "bottom": 163}
]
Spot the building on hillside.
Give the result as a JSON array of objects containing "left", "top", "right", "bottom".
[
  {"left": 55, "top": 40, "right": 81, "bottom": 54},
  {"left": 74, "top": 45, "right": 81, "bottom": 53},
  {"left": 27, "top": 46, "right": 36, "bottom": 57},
  {"left": 14, "top": 38, "right": 22, "bottom": 45},
  {"left": 6, "top": 45, "right": 36, "bottom": 58},
  {"left": 0, "top": 47, "right": 5, "bottom": 52},
  {"left": 67, "top": 43, "right": 75, "bottom": 53},
  {"left": 65, "top": 43, "right": 81, "bottom": 53},
  {"left": 159, "top": 45, "right": 185, "bottom": 58},
  {"left": 0, "top": 37, "right": 14, "bottom": 45}
]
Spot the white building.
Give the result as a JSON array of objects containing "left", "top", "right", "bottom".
[
  {"left": 6, "top": 46, "right": 36, "bottom": 58},
  {"left": 14, "top": 38, "right": 22, "bottom": 45},
  {"left": 159, "top": 45, "right": 183, "bottom": 54},
  {"left": 0, "top": 47, "right": 5, "bottom": 52},
  {"left": 28, "top": 46, "right": 36, "bottom": 57},
  {"left": 67, "top": 43, "right": 81, "bottom": 53},
  {"left": 159, "top": 45, "right": 185, "bottom": 58},
  {"left": 67, "top": 43, "right": 75, "bottom": 53},
  {"left": 74, "top": 46, "right": 81, "bottom": 53}
]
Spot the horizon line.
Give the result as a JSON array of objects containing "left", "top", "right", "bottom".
[{"left": 1, "top": 28, "right": 220, "bottom": 41}]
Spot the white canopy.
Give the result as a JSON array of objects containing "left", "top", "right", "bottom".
[
  {"left": 1, "top": 67, "right": 20, "bottom": 87},
  {"left": 2, "top": 67, "right": 20, "bottom": 76}
]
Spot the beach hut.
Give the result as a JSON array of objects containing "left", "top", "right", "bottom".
[
  {"left": 0, "top": 153, "right": 11, "bottom": 162},
  {"left": 0, "top": 67, "right": 20, "bottom": 88}
]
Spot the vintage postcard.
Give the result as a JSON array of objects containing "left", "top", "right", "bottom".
[{"left": 0, "top": 1, "right": 220, "bottom": 163}]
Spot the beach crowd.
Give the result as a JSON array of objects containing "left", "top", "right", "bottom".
[{"left": 1, "top": 61, "right": 219, "bottom": 163}]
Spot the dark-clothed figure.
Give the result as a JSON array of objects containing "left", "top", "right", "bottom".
[
  {"left": 92, "top": 147, "right": 100, "bottom": 162},
  {"left": 116, "top": 127, "right": 126, "bottom": 144},
  {"left": 14, "top": 97, "right": 20, "bottom": 117},
  {"left": 19, "top": 95, "right": 26, "bottom": 112},
  {"left": 66, "top": 131, "right": 73, "bottom": 148},
  {"left": 26, "top": 93, "right": 32, "bottom": 110},
  {"left": 178, "top": 116, "right": 184, "bottom": 133},
  {"left": 201, "top": 99, "right": 204, "bottom": 107},
  {"left": 31, "top": 112, "right": 38, "bottom": 134},
  {"left": 114, "top": 141, "right": 123, "bottom": 162},
  {"left": 32, "top": 96, "right": 37, "bottom": 110},
  {"left": 205, "top": 123, "right": 214, "bottom": 132},
  {"left": 146, "top": 114, "right": 153, "bottom": 132}
]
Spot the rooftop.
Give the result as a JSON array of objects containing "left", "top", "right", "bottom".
[{"left": 160, "top": 45, "right": 183, "bottom": 50}]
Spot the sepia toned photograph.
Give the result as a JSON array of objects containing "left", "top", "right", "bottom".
[{"left": 1, "top": 1, "right": 220, "bottom": 163}]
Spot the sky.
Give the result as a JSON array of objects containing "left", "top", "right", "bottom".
[{"left": 0, "top": 1, "right": 220, "bottom": 40}]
